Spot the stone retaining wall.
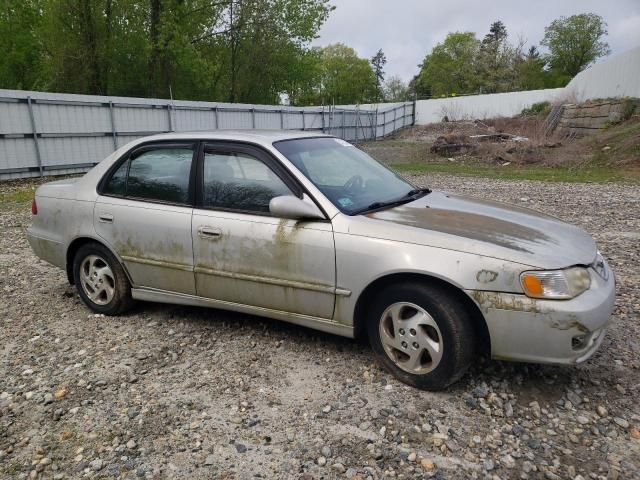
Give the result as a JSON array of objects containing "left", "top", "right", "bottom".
[{"left": 557, "top": 100, "right": 636, "bottom": 136}]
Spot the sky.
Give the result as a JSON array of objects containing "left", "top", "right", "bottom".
[{"left": 313, "top": 0, "right": 640, "bottom": 83}]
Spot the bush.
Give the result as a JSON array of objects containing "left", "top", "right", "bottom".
[{"left": 521, "top": 101, "right": 551, "bottom": 116}]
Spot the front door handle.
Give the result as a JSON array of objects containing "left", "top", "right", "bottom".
[
  {"left": 198, "top": 226, "right": 222, "bottom": 240},
  {"left": 98, "top": 214, "right": 114, "bottom": 223}
]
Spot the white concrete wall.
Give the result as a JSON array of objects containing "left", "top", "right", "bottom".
[
  {"left": 415, "top": 89, "right": 565, "bottom": 124},
  {"left": 566, "top": 46, "right": 640, "bottom": 101},
  {"left": 415, "top": 46, "right": 640, "bottom": 125}
]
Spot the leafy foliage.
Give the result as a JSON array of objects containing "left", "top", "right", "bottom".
[
  {"left": 383, "top": 75, "right": 410, "bottom": 102},
  {"left": 521, "top": 101, "right": 551, "bottom": 116},
  {"left": 296, "top": 43, "right": 377, "bottom": 105},
  {"left": 416, "top": 32, "right": 481, "bottom": 98},
  {"left": 0, "top": 1, "right": 46, "bottom": 90},
  {"left": 412, "top": 14, "right": 611, "bottom": 98},
  {"left": 0, "top": 0, "right": 334, "bottom": 104},
  {"left": 541, "top": 13, "right": 610, "bottom": 78}
]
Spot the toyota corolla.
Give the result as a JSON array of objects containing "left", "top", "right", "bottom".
[{"left": 27, "top": 131, "right": 615, "bottom": 390}]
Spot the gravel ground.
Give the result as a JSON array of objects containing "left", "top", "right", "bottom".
[{"left": 1, "top": 174, "right": 639, "bottom": 480}]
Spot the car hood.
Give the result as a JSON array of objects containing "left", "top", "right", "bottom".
[{"left": 362, "top": 191, "right": 597, "bottom": 269}]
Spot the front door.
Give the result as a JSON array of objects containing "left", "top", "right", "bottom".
[
  {"left": 95, "top": 142, "right": 196, "bottom": 294},
  {"left": 192, "top": 143, "right": 336, "bottom": 319}
]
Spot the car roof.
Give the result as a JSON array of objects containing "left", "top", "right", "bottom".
[{"left": 138, "top": 129, "right": 333, "bottom": 147}]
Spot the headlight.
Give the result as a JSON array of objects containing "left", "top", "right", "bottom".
[{"left": 520, "top": 267, "right": 591, "bottom": 299}]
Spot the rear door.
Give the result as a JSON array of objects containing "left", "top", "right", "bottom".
[
  {"left": 94, "top": 142, "right": 197, "bottom": 294},
  {"left": 192, "top": 142, "right": 336, "bottom": 319}
]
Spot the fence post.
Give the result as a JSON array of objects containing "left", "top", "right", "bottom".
[
  {"left": 372, "top": 109, "right": 378, "bottom": 140},
  {"left": 167, "top": 103, "right": 173, "bottom": 132},
  {"left": 280, "top": 109, "right": 285, "bottom": 130},
  {"left": 354, "top": 108, "right": 359, "bottom": 143},
  {"left": 341, "top": 110, "right": 346, "bottom": 139},
  {"left": 108, "top": 101, "right": 118, "bottom": 151},
  {"left": 214, "top": 106, "right": 219, "bottom": 129},
  {"left": 27, "top": 96, "right": 44, "bottom": 177},
  {"left": 321, "top": 106, "right": 325, "bottom": 134},
  {"left": 251, "top": 108, "right": 256, "bottom": 129},
  {"left": 393, "top": 107, "right": 397, "bottom": 132},
  {"left": 382, "top": 110, "right": 386, "bottom": 137},
  {"left": 412, "top": 98, "right": 417, "bottom": 126},
  {"left": 301, "top": 110, "right": 306, "bottom": 130}
]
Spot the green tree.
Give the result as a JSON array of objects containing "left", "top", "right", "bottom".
[
  {"left": 383, "top": 75, "right": 409, "bottom": 102},
  {"left": 483, "top": 20, "right": 507, "bottom": 44},
  {"left": 41, "top": 0, "right": 155, "bottom": 96},
  {"left": 0, "top": 1, "right": 45, "bottom": 90},
  {"left": 416, "top": 32, "right": 481, "bottom": 97},
  {"left": 408, "top": 73, "right": 431, "bottom": 98},
  {"left": 1, "top": 0, "right": 334, "bottom": 103},
  {"left": 190, "top": 0, "right": 333, "bottom": 103},
  {"left": 370, "top": 48, "right": 386, "bottom": 102},
  {"left": 541, "top": 13, "right": 610, "bottom": 78},
  {"left": 518, "top": 46, "right": 547, "bottom": 90},
  {"left": 477, "top": 21, "right": 523, "bottom": 93},
  {"left": 299, "top": 43, "right": 377, "bottom": 105}
]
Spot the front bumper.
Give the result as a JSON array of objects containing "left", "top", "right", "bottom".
[{"left": 467, "top": 261, "right": 615, "bottom": 365}]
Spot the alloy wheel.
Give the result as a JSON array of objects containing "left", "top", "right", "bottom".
[
  {"left": 79, "top": 255, "right": 116, "bottom": 306},
  {"left": 378, "top": 302, "right": 444, "bottom": 374}
]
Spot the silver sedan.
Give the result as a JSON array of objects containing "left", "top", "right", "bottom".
[{"left": 27, "top": 131, "right": 615, "bottom": 389}]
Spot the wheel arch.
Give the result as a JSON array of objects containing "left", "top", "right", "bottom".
[
  {"left": 65, "top": 236, "right": 129, "bottom": 285},
  {"left": 353, "top": 272, "right": 491, "bottom": 356}
]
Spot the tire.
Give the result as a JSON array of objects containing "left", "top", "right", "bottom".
[
  {"left": 367, "top": 282, "right": 475, "bottom": 390},
  {"left": 73, "top": 242, "right": 134, "bottom": 315}
]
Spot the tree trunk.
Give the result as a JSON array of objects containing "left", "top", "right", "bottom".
[
  {"left": 103, "top": 0, "right": 113, "bottom": 95},
  {"left": 79, "top": 1, "right": 103, "bottom": 94},
  {"left": 229, "top": 0, "right": 237, "bottom": 103},
  {"left": 149, "top": 0, "right": 163, "bottom": 97}
]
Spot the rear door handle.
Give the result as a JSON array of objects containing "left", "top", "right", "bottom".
[
  {"left": 98, "top": 214, "right": 114, "bottom": 223},
  {"left": 198, "top": 226, "right": 222, "bottom": 240}
]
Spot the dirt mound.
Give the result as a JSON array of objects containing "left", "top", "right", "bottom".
[{"left": 376, "top": 114, "right": 640, "bottom": 168}]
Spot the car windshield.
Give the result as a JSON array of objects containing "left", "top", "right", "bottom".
[{"left": 274, "top": 137, "right": 423, "bottom": 214}]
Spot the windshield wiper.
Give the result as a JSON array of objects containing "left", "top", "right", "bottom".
[
  {"left": 352, "top": 197, "right": 418, "bottom": 215},
  {"left": 350, "top": 188, "right": 432, "bottom": 216},
  {"left": 405, "top": 187, "right": 432, "bottom": 197}
]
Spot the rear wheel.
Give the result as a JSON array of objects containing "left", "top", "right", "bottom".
[
  {"left": 367, "top": 282, "right": 475, "bottom": 390},
  {"left": 73, "top": 242, "right": 134, "bottom": 315}
]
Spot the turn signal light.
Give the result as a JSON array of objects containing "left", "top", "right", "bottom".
[
  {"left": 521, "top": 274, "right": 543, "bottom": 296},
  {"left": 31, "top": 198, "right": 38, "bottom": 215}
]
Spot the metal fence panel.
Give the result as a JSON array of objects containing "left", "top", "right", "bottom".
[
  {"left": 174, "top": 108, "right": 218, "bottom": 131},
  {"left": 114, "top": 105, "right": 170, "bottom": 133},
  {"left": 0, "top": 101, "right": 33, "bottom": 134},
  {"left": 0, "top": 89, "right": 414, "bottom": 180}
]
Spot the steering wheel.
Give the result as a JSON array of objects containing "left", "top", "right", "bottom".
[{"left": 344, "top": 175, "right": 364, "bottom": 193}]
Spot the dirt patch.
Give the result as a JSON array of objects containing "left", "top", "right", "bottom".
[{"left": 364, "top": 114, "right": 640, "bottom": 169}]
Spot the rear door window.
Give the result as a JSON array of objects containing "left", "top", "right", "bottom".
[{"left": 103, "top": 145, "right": 194, "bottom": 205}]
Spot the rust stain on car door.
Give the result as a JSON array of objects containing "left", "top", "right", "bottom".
[{"left": 192, "top": 209, "right": 336, "bottom": 319}]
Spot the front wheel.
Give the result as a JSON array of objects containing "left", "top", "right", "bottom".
[
  {"left": 367, "top": 282, "right": 475, "bottom": 390},
  {"left": 73, "top": 242, "right": 134, "bottom": 315}
]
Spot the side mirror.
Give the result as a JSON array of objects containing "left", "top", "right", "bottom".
[{"left": 269, "top": 195, "right": 325, "bottom": 220}]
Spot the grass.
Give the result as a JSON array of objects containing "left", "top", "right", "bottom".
[
  {"left": 391, "top": 161, "right": 638, "bottom": 183},
  {"left": 0, "top": 186, "right": 36, "bottom": 211},
  {"left": 1, "top": 187, "right": 35, "bottom": 203}
]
